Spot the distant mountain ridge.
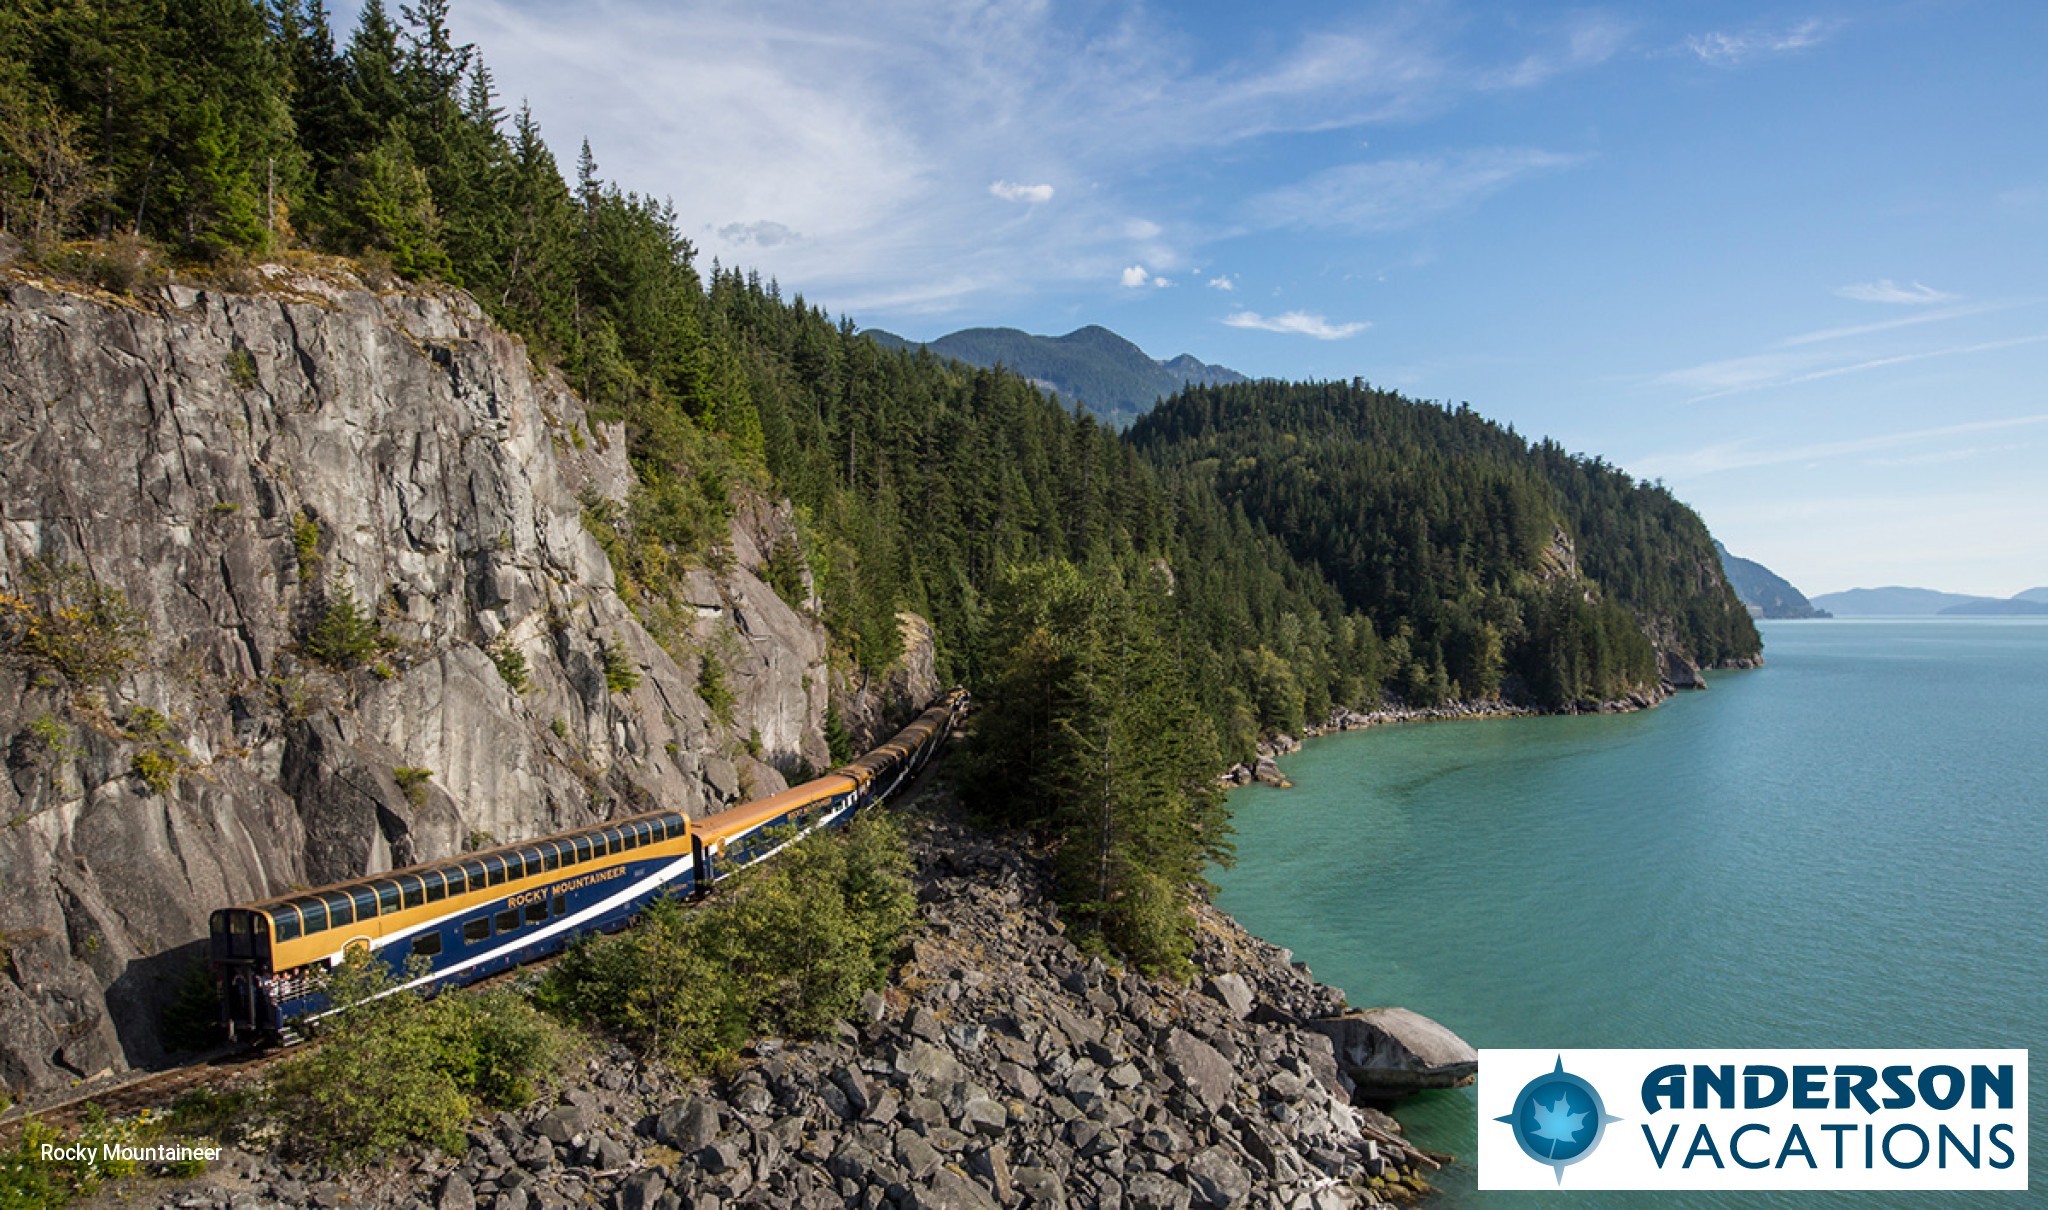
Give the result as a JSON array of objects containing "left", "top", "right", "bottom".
[
  {"left": 1714, "top": 542, "right": 1830, "bottom": 618},
  {"left": 1809, "top": 586, "right": 2048, "bottom": 616},
  {"left": 865, "top": 324, "right": 1245, "bottom": 424}
]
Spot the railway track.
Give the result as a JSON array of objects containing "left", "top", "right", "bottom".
[{"left": 0, "top": 1046, "right": 276, "bottom": 1139}]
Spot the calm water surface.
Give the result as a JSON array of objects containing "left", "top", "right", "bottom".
[{"left": 1212, "top": 620, "right": 2045, "bottom": 1207}]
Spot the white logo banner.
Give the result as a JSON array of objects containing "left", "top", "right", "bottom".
[{"left": 1478, "top": 1048, "right": 2027, "bottom": 1191}]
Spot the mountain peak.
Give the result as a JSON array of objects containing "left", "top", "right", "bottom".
[{"left": 864, "top": 323, "right": 1244, "bottom": 424}]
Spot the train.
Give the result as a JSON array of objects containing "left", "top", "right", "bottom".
[{"left": 209, "top": 689, "right": 968, "bottom": 1038}]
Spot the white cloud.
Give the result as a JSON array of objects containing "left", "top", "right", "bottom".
[
  {"left": 1686, "top": 18, "right": 1837, "bottom": 67},
  {"left": 1120, "top": 265, "right": 1172, "bottom": 289},
  {"left": 990, "top": 180, "right": 1054, "bottom": 204},
  {"left": 416, "top": 1, "right": 1629, "bottom": 322},
  {"left": 1223, "top": 309, "right": 1369, "bottom": 340},
  {"left": 717, "top": 220, "right": 800, "bottom": 247},
  {"left": 1834, "top": 279, "right": 1958, "bottom": 305},
  {"left": 1206, "top": 275, "right": 1237, "bottom": 291},
  {"left": 1251, "top": 148, "right": 1587, "bottom": 233}
]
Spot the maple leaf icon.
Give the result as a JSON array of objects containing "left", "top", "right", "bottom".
[{"left": 1529, "top": 1093, "right": 1587, "bottom": 1155}]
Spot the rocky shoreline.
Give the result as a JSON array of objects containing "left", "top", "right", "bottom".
[
  {"left": 1225, "top": 651, "right": 1767, "bottom": 789},
  {"left": 112, "top": 793, "right": 1457, "bottom": 1208}
]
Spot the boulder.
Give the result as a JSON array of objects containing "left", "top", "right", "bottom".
[{"left": 1306, "top": 1007, "right": 1477, "bottom": 1098}]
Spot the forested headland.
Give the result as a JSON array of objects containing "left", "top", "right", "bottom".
[{"left": 0, "top": 0, "right": 1757, "bottom": 967}]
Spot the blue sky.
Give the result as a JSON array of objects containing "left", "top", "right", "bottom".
[{"left": 389, "top": 1, "right": 2046, "bottom": 596}]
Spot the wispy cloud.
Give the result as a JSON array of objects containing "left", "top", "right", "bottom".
[
  {"left": 1685, "top": 18, "right": 1838, "bottom": 67},
  {"left": 1250, "top": 148, "right": 1588, "bottom": 233},
  {"left": 1779, "top": 302, "right": 2007, "bottom": 348},
  {"left": 1633, "top": 413, "right": 2048, "bottom": 479},
  {"left": 989, "top": 180, "right": 1055, "bottom": 204},
  {"left": 1223, "top": 309, "right": 1369, "bottom": 340},
  {"left": 1663, "top": 332, "right": 2048, "bottom": 404},
  {"left": 430, "top": 0, "right": 1625, "bottom": 320},
  {"left": 1834, "top": 279, "right": 1956, "bottom": 305},
  {"left": 1206, "top": 275, "right": 1237, "bottom": 292}
]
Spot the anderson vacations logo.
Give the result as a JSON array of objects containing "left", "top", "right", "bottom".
[{"left": 1479, "top": 1049, "right": 2027, "bottom": 1191}]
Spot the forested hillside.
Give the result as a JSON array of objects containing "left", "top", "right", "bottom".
[
  {"left": 1129, "top": 382, "right": 1761, "bottom": 707},
  {"left": 0, "top": 0, "right": 1754, "bottom": 967}
]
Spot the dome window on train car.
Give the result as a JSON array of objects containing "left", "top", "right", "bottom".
[
  {"left": 276, "top": 903, "right": 305, "bottom": 940},
  {"left": 422, "top": 870, "right": 447, "bottom": 902},
  {"left": 540, "top": 842, "right": 561, "bottom": 872},
  {"left": 350, "top": 886, "right": 376, "bottom": 920},
  {"left": 461, "top": 859, "right": 487, "bottom": 889},
  {"left": 572, "top": 836, "right": 593, "bottom": 863},
  {"left": 378, "top": 883, "right": 401, "bottom": 914},
  {"left": 413, "top": 932, "right": 442, "bottom": 958},
  {"left": 483, "top": 855, "right": 507, "bottom": 887},
  {"left": 399, "top": 874, "right": 424, "bottom": 909}
]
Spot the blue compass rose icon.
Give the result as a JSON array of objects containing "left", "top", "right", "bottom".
[{"left": 1494, "top": 1056, "right": 1622, "bottom": 1183}]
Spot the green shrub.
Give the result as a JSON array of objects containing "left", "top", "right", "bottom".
[
  {"left": 302, "top": 587, "right": 389, "bottom": 669},
  {"left": 265, "top": 952, "right": 569, "bottom": 1162},
  {"left": 0, "top": 1109, "right": 142, "bottom": 1206},
  {"left": 291, "top": 511, "right": 322, "bottom": 581},
  {"left": 696, "top": 653, "right": 734, "bottom": 725},
  {"left": 824, "top": 702, "right": 852, "bottom": 767},
  {"left": 600, "top": 640, "right": 639, "bottom": 693},
  {"left": 538, "top": 814, "right": 915, "bottom": 1069},
  {"left": 0, "top": 559, "right": 146, "bottom": 685},
  {"left": 226, "top": 347, "right": 259, "bottom": 390},
  {"left": 763, "top": 535, "right": 809, "bottom": 610},
  {"left": 393, "top": 767, "right": 433, "bottom": 808},
  {"left": 488, "top": 640, "right": 531, "bottom": 692},
  {"left": 130, "top": 744, "right": 188, "bottom": 795}
]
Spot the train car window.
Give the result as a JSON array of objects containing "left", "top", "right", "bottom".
[
  {"left": 351, "top": 887, "right": 377, "bottom": 919},
  {"left": 516, "top": 850, "right": 540, "bottom": 879},
  {"left": 462, "top": 917, "right": 489, "bottom": 944},
  {"left": 377, "top": 883, "right": 401, "bottom": 914},
  {"left": 443, "top": 868, "right": 466, "bottom": 897},
  {"left": 268, "top": 909, "right": 297, "bottom": 943},
  {"left": 299, "top": 899, "right": 327, "bottom": 934},
  {"left": 423, "top": 870, "right": 446, "bottom": 902},
  {"left": 541, "top": 844, "right": 560, "bottom": 872},
  {"left": 461, "top": 859, "right": 487, "bottom": 889},
  {"left": 572, "top": 836, "right": 592, "bottom": 862},
  {"left": 494, "top": 907, "right": 519, "bottom": 933},
  {"left": 552, "top": 896, "right": 566, "bottom": 917},
  {"left": 323, "top": 891, "right": 354, "bottom": 928},
  {"left": 524, "top": 899, "right": 548, "bottom": 925},
  {"left": 399, "top": 875, "right": 424, "bottom": 910},
  {"left": 413, "top": 932, "right": 442, "bottom": 958},
  {"left": 484, "top": 856, "right": 507, "bottom": 887}
]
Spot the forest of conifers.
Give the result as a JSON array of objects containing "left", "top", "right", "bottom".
[{"left": 0, "top": 0, "right": 1759, "bottom": 967}]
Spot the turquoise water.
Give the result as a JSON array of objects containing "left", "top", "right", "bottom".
[{"left": 1212, "top": 620, "right": 2045, "bottom": 1207}]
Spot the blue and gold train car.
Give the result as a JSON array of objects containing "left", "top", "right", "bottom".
[{"left": 210, "top": 690, "right": 966, "bottom": 1037}]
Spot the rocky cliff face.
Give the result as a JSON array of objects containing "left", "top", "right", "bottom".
[{"left": 0, "top": 266, "right": 841, "bottom": 1092}]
